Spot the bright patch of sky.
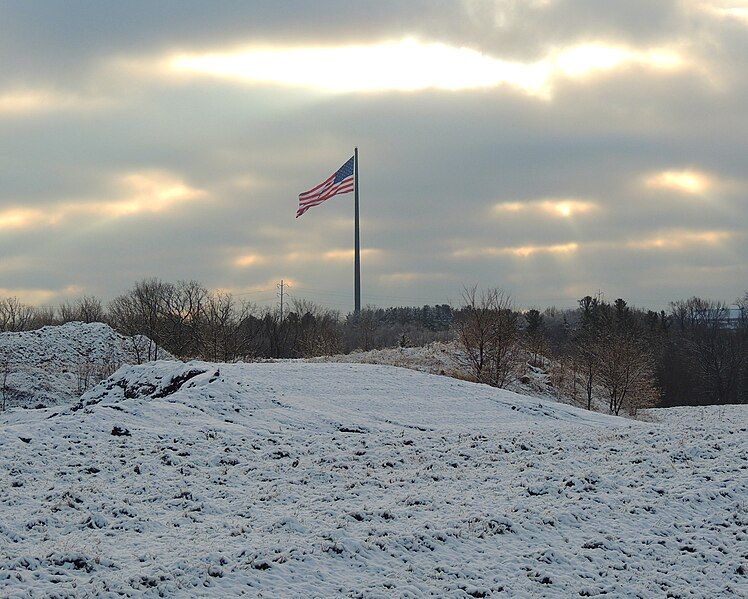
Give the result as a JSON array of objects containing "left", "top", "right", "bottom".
[{"left": 168, "top": 39, "right": 686, "bottom": 99}]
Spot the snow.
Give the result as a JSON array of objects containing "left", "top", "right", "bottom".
[
  {"left": 308, "top": 342, "right": 463, "bottom": 377},
  {"left": 0, "top": 322, "right": 170, "bottom": 408},
  {"left": 1, "top": 360, "right": 745, "bottom": 597},
  {"left": 309, "top": 342, "right": 572, "bottom": 405}
]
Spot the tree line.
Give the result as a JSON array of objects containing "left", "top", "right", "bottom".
[
  {"left": 454, "top": 286, "right": 747, "bottom": 412},
  {"left": 0, "top": 280, "right": 452, "bottom": 361},
  {"left": 1, "top": 280, "right": 746, "bottom": 411}
]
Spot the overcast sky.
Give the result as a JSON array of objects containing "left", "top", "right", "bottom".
[{"left": 1, "top": 1, "right": 746, "bottom": 311}]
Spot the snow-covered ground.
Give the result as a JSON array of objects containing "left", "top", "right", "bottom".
[
  {"left": 1, "top": 361, "right": 744, "bottom": 597},
  {"left": 309, "top": 342, "right": 573, "bottom": 406},
  {"left": 0, "top": 322, "right": 169, "bottom": 408},
  {"left": 308, "top": 342, "right": 463, "bottom": 377}
]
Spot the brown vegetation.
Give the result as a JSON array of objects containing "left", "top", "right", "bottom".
[{"left": 1, "top": 280, "right": 746, "bottom": 412}]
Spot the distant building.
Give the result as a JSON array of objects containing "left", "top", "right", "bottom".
[{"left": 695, "top": 306, "right": 744, "bottom": 330}]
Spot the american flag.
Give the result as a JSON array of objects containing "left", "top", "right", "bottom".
[{"left": 297, "top": 155, "right": 355, "bottom": 218}]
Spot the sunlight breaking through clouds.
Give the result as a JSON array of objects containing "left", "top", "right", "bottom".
[
  {"left": 698, "top": 1, "right": 748, "bottom": 24},
  {"left": 102, "top": 171, "right": 206, "bottom": 217},
  {"left": 0, "top": 89, "right": 110, "bottom": 116},
  {"left": 555, "top": 44, "right": 682, "bottom": 77},
  {"left": 454, "top": 242, "right": 579, "bottom": 259},
  {"left": 453, "top": 230, "right": 731, "bottom": 260},
  {"left": 645, "top": 170, "right": 712, "bottom": 194},
  {"left": 323, "top": 248, "right": 382, "bottom": 262},
  {"left": 0, "top": 208, "right": 43, "bottom": 230},
  {"left": 233, "top": 254, "right": 266, "bottom": 268},
  {"left": 0, "top": 285, "right": 84, "bottom": 305},
  {"left": 494, "top": 199, "right": 598, "bottom": 218},
  {"left": 627, "top": 230, "right": 732, "bottom": 251},
  {"left": 167, "top": 39, "right": 686, "bottom": 99},
  {"left": 0, "top": 171, "right": 206, "bottom": 231},
  {"left": 233, "top": 248, "right": 382, "bottom": 269},
  {"left": 0, "top": 91, "right": 53, "bottom": 115}
]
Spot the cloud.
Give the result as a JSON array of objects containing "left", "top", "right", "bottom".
[
  {"left": 0, "top": 88, "right": 110, "bottom": 117},
  {"left": 0, "top": 90, "right": 58, "bottom": 115},
  {"left": 493, "top": 198, "right": 598, "bottom": 218},
  {"left": 165, "top": 38, "right": 687, "bottom": 99},
  {"left": 101, "top": 171, "right": 206, "bottom": 217},
  {"left": 554, "top": 43, "right": 682, "bottom": 77},
  {"left": 0, "top": 285, "right": 84, "bottom": 305},
  {"left": 697, "top": 1, "right": 748, "bottom": 24},
  {"left": 322, "top": 248, "right": 382, "bottom": 262},
  {"left": 454, "top": 243, "right": 579, "bottom": 259},
  {"left": 379, "top": 272, "right": 451, "bottom": 284},
  {"left": 232, "top": 248, "right": 382, "bottom": 269},
  {"left": 626, "top": 229, "right": 732, "bottom": 250},
  {"left": 0, "top": 256, "right": 32, "bottom": 275},
  {"left": 452, "top": 229, "right": 733, "bottom": 260},
  {"left": 0, "top": 1, "right": 746, "bottom": 308},
  {"left": 233, "top": 253, "right": 266, "bottom": 268},
  {"left": 645, "top": 170, "right": 712, "bottom": 194},
  {"left": 0, "top": 208, "right": 42, "bottom": 230},
  {"left": 0, "top": 171, "right": 206, "bottom": 232}
]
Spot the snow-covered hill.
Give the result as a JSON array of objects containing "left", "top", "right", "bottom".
[
  {"left": 309, "top": 342, "right": 571, "bottom": 406},
  {"left": 1, "top": 361, "right": 744, "bottom": 597},
  {"left": 0, "top": 322, "right": 171, "bottom": 408}
]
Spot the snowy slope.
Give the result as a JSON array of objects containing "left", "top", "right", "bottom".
[
  {"left": 308, "top": 342, "right": 464, "bottom": 377},
  {"left": 0, "top": 322, "right": 171, "bottom": 408},
  {"left": 0, "top": 361, "right": 745, "bottom": 597},
  {"left": 309, "top": 342, "right": 574, "bottom": 406}
]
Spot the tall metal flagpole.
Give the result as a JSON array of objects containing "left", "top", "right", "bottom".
[{"left": 354, "top": 147, "right": 361, "bottom": 314}]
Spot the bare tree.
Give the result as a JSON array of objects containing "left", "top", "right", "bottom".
[
  {"left": 293, "top": 299, "right": 343, "bottom": 357},
  {"left": 108, "top": 279, "right": 170, "bottom": 361},
  {"left": 59, "top": 296, "right": 105, "bottom": 324},
  {"left": 455, "top": 286, "right": 520, "bottom": 387},
  {"left": 0, "top": 297, "right": 36, "bottom": 332},
  {"left": 202, "top": 291, "right": 239, "bottom": 362},
  {"left": 260, "top": 306, "right": 297, "bottom": 359},
  {"left": 161, "top": 280, "right": 208, "bottom": 358},
  {"left": 524, "top": 309, "right": 548, "bottom": 368},
  {"left": 456, "top": 286, "right": 494, "bottom": 382},
  {"left": 573, "top": 295, "right": 602, "bottom": 410},
  {"left": 346, "top": 308, "right": 379, "bottom": 352},
  {"left": 30, "top": 306, "right": 56, "bottom": 329},
  {"left": 596, "top": 332, "right": 658, "bottom": 415},
  {"left": 670, "top": 298, "right": 744, "bottom": 405}
]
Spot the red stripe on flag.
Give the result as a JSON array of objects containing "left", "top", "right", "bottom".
[
  {"left": 298, "top": 177, "right": 353, "bottom": 206},
  {"left": 296, "top": 157, "right": 355, "bottom": 217},
  {"left": 300, "top": 183, "right": 353, "bottom": 208},
  {"left": 299, "top": 179, "right": 336, "bottom": 202},
  {"left": 299, "top": 175, "right": 335, "bottom": 198}
]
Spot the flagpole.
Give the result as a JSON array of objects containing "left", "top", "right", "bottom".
[{"left": 354, "top": 147, "right": 361, "bottom": 314}]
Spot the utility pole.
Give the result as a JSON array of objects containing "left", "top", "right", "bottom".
[
  {"left": 354, "top": 147, "right": 361, "bottom": 314},
  {"left": 277, "top": 279, "right": 286, "bottom": 321}
]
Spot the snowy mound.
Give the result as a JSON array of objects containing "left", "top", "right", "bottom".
[
  {"left": 0, "top": 361, "right": 744, "bottom": 597},
  {"left": 309, "top": 341, "right": 564, "bottom": 403},
  {"left": 309, "top": 341, "right": 463, "bottom": 375},
  {"left": 0, "top": 322, "right": 171, "bottom": 408},
  {"left": 78, "top": 360, "right": 613, "bottom": 432}
]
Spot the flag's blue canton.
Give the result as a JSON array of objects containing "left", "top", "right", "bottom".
[{"left": 333, "top": 156, "right": 355, "bottom": 183}]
